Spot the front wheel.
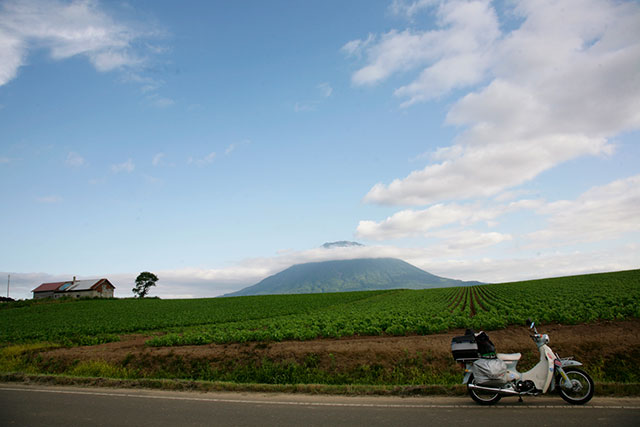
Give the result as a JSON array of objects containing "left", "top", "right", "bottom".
[
  {"left": 558, "top": 367, "right": 594, "bottom": 405},
  {"left": 467, "top": 374, "right": 502, "bottom": 405}
]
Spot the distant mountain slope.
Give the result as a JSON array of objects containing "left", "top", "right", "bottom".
[{"left": 224, "top": 258, "right": 480, "bottom": 296}]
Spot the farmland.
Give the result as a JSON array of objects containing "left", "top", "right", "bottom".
[
  {"left": 2, "top": 269, "right": 639, "bottom": 346},
  {"left": 1, "top": 269, "right": 639, "bottom": 389}
]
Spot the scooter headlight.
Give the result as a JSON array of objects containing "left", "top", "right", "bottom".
[{"left": 542, "top": 334, "right": 549, "bottom": 344}]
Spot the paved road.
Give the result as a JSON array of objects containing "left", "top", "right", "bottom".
[{"left": 1, "top": 384, "right": 639, "bottom": 426}]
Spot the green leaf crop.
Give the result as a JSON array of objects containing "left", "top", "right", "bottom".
[{"left": 1, "top": 270, "right": 638, "bottom": 347}]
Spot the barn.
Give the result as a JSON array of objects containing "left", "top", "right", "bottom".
[{"left": 32, "top": 277, "right": 115, "bottom": 299}]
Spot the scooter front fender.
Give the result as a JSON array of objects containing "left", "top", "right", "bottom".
[
  {"left": 554, "top": 361, "right": 584, "bottom": 391},
  {"left": 561, "top": 359, "right": 583, "bottom": 368}
]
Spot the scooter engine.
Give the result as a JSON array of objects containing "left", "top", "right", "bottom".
[{"left": 515, "top": 380, "right": 535, "bottom": 392}]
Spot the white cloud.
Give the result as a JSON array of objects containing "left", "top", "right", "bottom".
[
  {"left": 365, "top": 132, "right": 611, "bottom": 205},
  {"left": 428, "top": 229, "right": 512, "bottom": 251},
  {"left": 394, "top": 51, "right": 491, "bottom": 107},
  {"left": 356, "top": 198, "right": 542, "bottom": 240},
  {"left": 419, "top": 245, "right": 640, "bottom": 283},
  {"left": 1, "top": 272, "right": 68, "bottom": 300},
  {"left": 142, "top": 174, "right": 162, "bottom": 185},
  {"left": 88, "top": 177, "right": 105, "bottom": 185},
  {"left": 493, "top": 189, "right": 536, "bottom": 203},
  {"left": 188, "top": 152, "right": 216, "bottom": 166},
  {"left": 389, "top": 0, "right": 439, "bottom": 19},
  {"left": 348, "top": 0, "right": 640, "bottom": 206},
  {"left": 358, "top": 203, "right": 474, "bottom": 240},
  {"left": 225, "top": 139, "right": 250, "bottom": 155},
  {"left": 341, "top": 33, "right": 375, "bottom": 58},
  {"left": 65, "top": 151, "right": 85, "bottom": 167},
  {"left": 317, "top": 82, "right": 333, "bottom": 98},
  {"left": 146, "top": 94, "right": 174, "bottom": 108},
  {"left": 111, "top": 158, "right": 135, "bottom": 173},
  {"left": 294, "top": 102, "right": 315, "bottom": 112},
  {"left": 344, "top": 1, "right": 499, "bottom": 93},
  {"left": 294, "top": 83, "right": 333, "bottom": 113},
  {"left": 0, "top": 0, "right": 163, "bottom": 87},
  {"left": 0, "top": 156, "right": 11, "bottom": 163},
  {"left": 0, "top": 27, "right": 23, "bottom": 86},
  {"left": 359, "top": 174, "right": 640, "bottom": 268},
  {"left": 528, "top": 174, "right": 640, "bottom": 246},
  {"left": 152, "top": 152, "right": 165, "bottom": 166},
  {"left": 36, "top": 195, "right": 62, "bottom": 203}
]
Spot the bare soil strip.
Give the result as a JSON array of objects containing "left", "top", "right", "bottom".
[{"left": 39, "top": 319, "right": 640, "bottom": 374}]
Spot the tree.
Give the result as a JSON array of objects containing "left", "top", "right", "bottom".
[{"left": 133, "top": 272, "right": 158, "bottom": 298}]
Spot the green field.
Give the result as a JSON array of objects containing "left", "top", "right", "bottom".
[
  {"left": 2, "top": 269, "right": 639, "bottom": 347},
  {"left": 1, "top": 269, "right": 639, "bottom": 392}
]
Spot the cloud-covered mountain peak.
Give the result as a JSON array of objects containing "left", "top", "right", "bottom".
[{"left": 322, "top": 241, "right": 364, "bottom": 249}]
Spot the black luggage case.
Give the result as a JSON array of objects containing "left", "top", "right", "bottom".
[
  {"left": 451, "top": 334, "right": 479, "bottom": 361},
  {"left": 475, "top": 331, "right": 496, "bottom": 358}
]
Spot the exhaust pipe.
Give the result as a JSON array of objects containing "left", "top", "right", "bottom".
[{"left": 468, "top": 383, "right": 520, "bottom": 396}]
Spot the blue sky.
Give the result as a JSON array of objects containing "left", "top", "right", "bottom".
[{"left": 1, "top": 0, "right": 639, "bottom": 299}]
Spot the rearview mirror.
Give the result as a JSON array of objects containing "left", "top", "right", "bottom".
[{"left": 526, "top": 318, "right": 534, "bottom": 328}]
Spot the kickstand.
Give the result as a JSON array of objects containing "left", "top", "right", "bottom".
[{"left": 518, "top": 396, "right": 523, "bottom": 403}]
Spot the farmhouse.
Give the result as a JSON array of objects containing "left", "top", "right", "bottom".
[{"left": 32, "top": 277, "right": 115, "bottom": 299}]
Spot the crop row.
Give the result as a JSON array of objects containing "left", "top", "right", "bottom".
[
  {"left": 147, "top": 288, "right": 464, "bottom": 346},
  {"left": 149, "top": 270, "right": 640, "bottom": 346},
  {"left": 0, "top": 291, "right": 384, "bottom": 344},
  {"left": 447, "top": 270, "right": 640, "bottom": 328}
]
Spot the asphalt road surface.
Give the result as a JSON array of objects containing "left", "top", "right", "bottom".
[{"left": 1, "top": 384, "right": 639, "bottom": 427}]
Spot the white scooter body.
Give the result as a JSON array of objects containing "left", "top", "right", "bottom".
[{"left": 500, "top": 334, "right": 556, "bottom": 393}]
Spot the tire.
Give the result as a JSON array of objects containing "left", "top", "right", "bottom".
[
  {"left": 468, "top": 374, "right": 502, "bottom": 405},
  {"left": 558, "top": 367, "right": 594, "bottom": 405}
]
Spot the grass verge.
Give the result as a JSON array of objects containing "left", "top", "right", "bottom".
[
  {"left": 0, "top": 372, "right": 467, "bottom": 396},
  {"left": 1, "top": 373, "right": 639, "bottom": 397},
  {"left": 2, "top": 343, "right": 639, "bottom": 397}
]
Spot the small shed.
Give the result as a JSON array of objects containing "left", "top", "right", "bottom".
[{"left": 32, "top": 278, "right": 115, "bottom": 299}]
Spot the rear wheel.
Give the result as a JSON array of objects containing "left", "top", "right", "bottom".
[
  {"left": 558, "top": 368, "right": 594, "bottom": 405},
  {"left": 468, "top": 374, "right": 502, "bottom": 405}
]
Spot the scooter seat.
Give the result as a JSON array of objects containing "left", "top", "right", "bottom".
[{"left": 497, "top": 353, "right": 521, "bottom": 361}]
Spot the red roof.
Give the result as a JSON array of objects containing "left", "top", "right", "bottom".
[{"left": 32, "top": 282, "right": 67, "bottom": 293}]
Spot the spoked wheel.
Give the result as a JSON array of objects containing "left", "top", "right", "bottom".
[
  {"left": 558, "top": 368, "right": 594, "bottom": 405},
  {"left": 468, "top": 374, "right": 502, "bottom": 405}
]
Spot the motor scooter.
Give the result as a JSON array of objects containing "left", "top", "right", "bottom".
[{"left": 451, "top": 319, "right": 594, "bottom": 405}]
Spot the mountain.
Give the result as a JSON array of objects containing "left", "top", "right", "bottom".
[{"left": 224, "top": 258, "right": 480, "bottom": 296}]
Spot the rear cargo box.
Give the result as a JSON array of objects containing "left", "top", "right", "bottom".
[{"left": 451, "top": 335, "right": 479, "bottom": 361}]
